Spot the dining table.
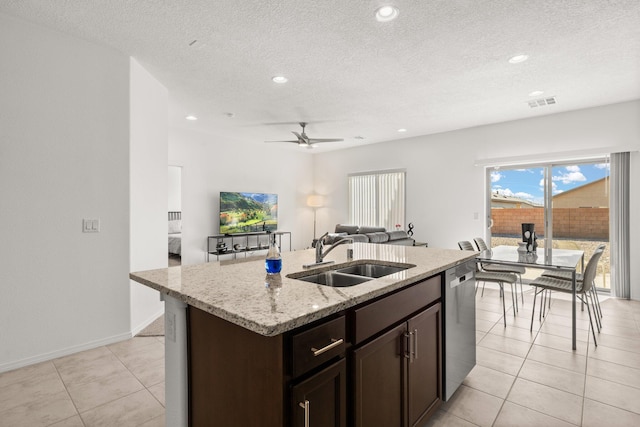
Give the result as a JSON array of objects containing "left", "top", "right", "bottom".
[{"left": 476, "top": 245, "right": 585, "bottom": 350}]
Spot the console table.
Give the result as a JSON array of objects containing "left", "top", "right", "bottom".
[{"left": 207, "top": 231, "right": 291, "bottom": 261}]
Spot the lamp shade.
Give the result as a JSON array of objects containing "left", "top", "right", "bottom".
[{"left": 307, "top": 195, "right": 324, "bottom": 208}]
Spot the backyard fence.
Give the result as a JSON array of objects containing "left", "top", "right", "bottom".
[{"left": 491, "top": 208, "right": 609, "bottom": 239}]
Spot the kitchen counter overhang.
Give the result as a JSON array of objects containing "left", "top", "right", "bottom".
[{"left": 130, "top": 243, "right": 477, "bottom": 336}]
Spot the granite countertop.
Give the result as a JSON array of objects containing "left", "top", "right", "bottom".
[{"left": 130, "top": 243, "right": 476, "bottom": 336}]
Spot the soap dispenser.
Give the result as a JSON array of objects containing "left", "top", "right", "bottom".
[{"left": 265, "top": 232, "right": 282, "bottom": 274}]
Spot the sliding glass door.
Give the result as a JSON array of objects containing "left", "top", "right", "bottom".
[{"left": 486, "top": 159, "right": 610, "bottom": 291}]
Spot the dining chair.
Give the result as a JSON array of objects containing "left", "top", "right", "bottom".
[
  {"left": 540, "top": 243, "right": 606, "bottom": 330},
  {"left": 473, "top": 237, "right": 526, "bottom": 307},
  {"left": 458, "top": 241, "right": 518, "bottom": 326},
  {"left": 459, "top": 240, "right": 499, "bottom": 297},
  {"left": 529, "top": 248, "right": 604, "bottom": 345}
]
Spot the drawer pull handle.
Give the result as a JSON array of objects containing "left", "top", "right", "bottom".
[
  {"left": 311, "top": 338, "right": 344, "bottom": 356},
  {"left": 299, "top": 400, "right": 310, "bottom": 427},
  {"left": 404, "top": 331, "right": 413, "bottom": 361},
  {"left": 403, "top": 329, "right": 418, "bottom": 362},
  {"left": 413, "top": 329, "right": 418, "bottom": 360}
]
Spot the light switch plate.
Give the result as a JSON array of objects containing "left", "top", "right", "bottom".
[{"left": 83, "top": 218, "right": 100, "bottom": 233}]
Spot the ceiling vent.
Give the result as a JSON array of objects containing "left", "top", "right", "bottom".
[{"left": 528, "top": 96, "right": 557, "bottom": 108}]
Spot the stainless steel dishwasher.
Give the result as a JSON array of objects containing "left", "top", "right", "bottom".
[{"left": 443, "top": 261, "right": 476, "bottom": 401}]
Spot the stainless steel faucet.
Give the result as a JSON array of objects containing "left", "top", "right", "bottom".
[{"left": 304, "top": 232, "right": 354, "bottom": 268}]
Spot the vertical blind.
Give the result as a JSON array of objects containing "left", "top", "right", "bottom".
[
  {"left": 348, "top": 170, "right": 405, "bottom": 230},
  {"left": 610, "top": 152, "right": 630, "bottom": 299}
]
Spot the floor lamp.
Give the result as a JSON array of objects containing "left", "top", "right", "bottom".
[{"left": 307, "top": 194, "right": 324, "bottom": 239}]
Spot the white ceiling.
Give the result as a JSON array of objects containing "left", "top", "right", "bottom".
[{"left": 2, "top": 0, "right": 639, "bottom": 152}]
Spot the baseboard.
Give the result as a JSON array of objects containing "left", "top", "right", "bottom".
[
  {"left": 0, "top": 331, "right": 133, "bottom": 374},
  {"left": 131, "top": 308, "right": 165, "bottom": 337}
]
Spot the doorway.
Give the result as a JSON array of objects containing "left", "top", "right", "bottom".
[
  {"left": 486, "top": 159, "right": 610, "bottom": 291},
  {"left": 168, "top": 165, "right": 182, "bottom": 266}
]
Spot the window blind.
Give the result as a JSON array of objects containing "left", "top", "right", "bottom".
[{"left": 348, "top": 171, "right": 405, "bottom": 230}]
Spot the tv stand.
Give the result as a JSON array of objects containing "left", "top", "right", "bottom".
[{"left": 206, "top": 231, "right": 291, "bottom": 262}]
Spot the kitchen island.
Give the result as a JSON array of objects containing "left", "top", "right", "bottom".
[{"left": 130, "top": 243, "right": 476, "bottom": 427}]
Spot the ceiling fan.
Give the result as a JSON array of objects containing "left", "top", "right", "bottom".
[{"left": 265, "top": 122, "right": 344, "bottom": 148}]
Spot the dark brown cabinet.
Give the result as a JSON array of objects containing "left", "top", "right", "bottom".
[
  {"left": 187, "top": 274, "right": 442, "bottom": 427},
  {"left": 291, "top": 359, "right": 347, "bottom": 427},
  {"left": 352, "top": 303, "right": 441, "bottom": 427},
  {"left": 353, "top": 323, "right": 406, "bottom": 426},
  {"left": 407, "top": 303, "right": 442, "bottom": 427}
]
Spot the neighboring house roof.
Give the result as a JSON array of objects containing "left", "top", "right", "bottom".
[
  {"left": 492, "top": 177, "right": 609, "bottom": 209},
  {"left": 491, "top": 193, "right": 541, "bottom": 208}
]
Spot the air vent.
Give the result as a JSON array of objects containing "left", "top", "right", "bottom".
[{"left": 528, "top": 96, "right": 557, "bottom": 108}]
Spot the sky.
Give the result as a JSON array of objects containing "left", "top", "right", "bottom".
[{"left": 491, "top": 161, "right": 610, "bottom": 206}]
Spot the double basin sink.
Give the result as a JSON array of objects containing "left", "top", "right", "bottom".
[{"left": 289, "top": 262, "right": 414, "bottom": 287}]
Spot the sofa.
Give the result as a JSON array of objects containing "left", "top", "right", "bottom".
[{"left": 324, "top": 224, "right": 415, "bottom": 246}]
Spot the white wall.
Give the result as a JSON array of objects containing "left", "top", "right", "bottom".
[
  {"left": 129, "top": 59, "right": 168, "bottom": 333},
  {"left": 169, "top": 128, "right": 316, "bottom": 266},
  {"left": 0, "top": 13, "right": 132, "bottom": 371},
  {"left": 314, "top": 101, "right": 640, "bottom": 298}
]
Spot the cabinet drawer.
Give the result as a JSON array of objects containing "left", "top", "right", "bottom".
[
  {"left": 292, "top": 316, "right": 346, "bottom": 377},
  {"left": 353, "top": 275, "right": 441, "bottom": 345}
]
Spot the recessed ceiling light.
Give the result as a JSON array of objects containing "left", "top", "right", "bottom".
[
  {"left": 375, "top": 5, "right": 399, "bottom": 22},
  {"left": 528, "top": 90, "right": 544, "bottom": 97},
  {"left": 508, "top": 54, "right": 529, "bottom": 64},
  {"left": 185, "top": 115, "right": 198, "bottom": 121},
  {"left": 397, "top": 128, "right": 407, "bottom": 133},
  {"left": 272, "top": 76, "right": 288, "bottom": 84}
]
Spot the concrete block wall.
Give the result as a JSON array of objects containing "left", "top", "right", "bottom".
[{"left": 492, "top": 208, "right": 609, "bottom": 239}]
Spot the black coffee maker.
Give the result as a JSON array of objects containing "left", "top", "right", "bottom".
[{"left": 521, "top": 223, "right": 537, "bottom": 253}]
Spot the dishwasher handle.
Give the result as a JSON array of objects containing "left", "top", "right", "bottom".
[{"left": 449, "top": 270, "right": 475, "bottom": 288}]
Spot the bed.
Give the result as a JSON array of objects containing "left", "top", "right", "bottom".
[{"left": 168, "top": 211, "right": 182, "bottom": 256}]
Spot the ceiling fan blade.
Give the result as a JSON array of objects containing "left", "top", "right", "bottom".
[
  {"left": 307, "top": 138, "right": 344, "bottom": 143},
  {"left": 267, "top": 123, "right": 342, "bottom": 146},
  {"left": 291, "top": 131, "right": 306, "bottom": 141}
]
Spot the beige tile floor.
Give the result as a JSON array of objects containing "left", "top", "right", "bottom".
[
  {"left": 0, "top": 336, "right": 165, "bottom": 427},
  {"left": 426, "top": 285, "right": 640, "bottom": 427},
  {"left": 2, "top": 287, "right": 640, "bottom": 427}
]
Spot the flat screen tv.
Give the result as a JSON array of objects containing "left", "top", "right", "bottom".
[{"left": 219, "top": 192, "right": 278, "bottom": 234}]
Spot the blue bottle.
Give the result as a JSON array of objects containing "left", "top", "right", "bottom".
[{"left": 265, "top": 232, "right": 282, "bottom": 274}]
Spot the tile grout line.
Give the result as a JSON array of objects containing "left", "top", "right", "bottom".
[
  {"left": 108, "top": 338, "right": 166, "bottom": 409},
  {"left": 50, "top": 356, "right": 87, "bottom": 427},
  {"left": 490, "top": 293, "right": 544, "bottom": 427},
  {"left": 68, "top": 344, "right": 147, "bottom": 422},
  {"left": 579, "top": 298, "right": 593, "bottom": 427}
]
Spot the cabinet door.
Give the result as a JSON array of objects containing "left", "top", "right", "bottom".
[
  {"left": 291, "top": 359, "right": 347, "bottom": 427},
  {"left": 407, "top": 303, "right": 442, "bottom": 427},
  {"left": 352, "top": 323, "right": 406, "bottom": 427}
]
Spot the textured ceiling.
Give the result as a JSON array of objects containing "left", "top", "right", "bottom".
[{"left": 2, "top": 0, "right": 639, "bottom": 152}]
